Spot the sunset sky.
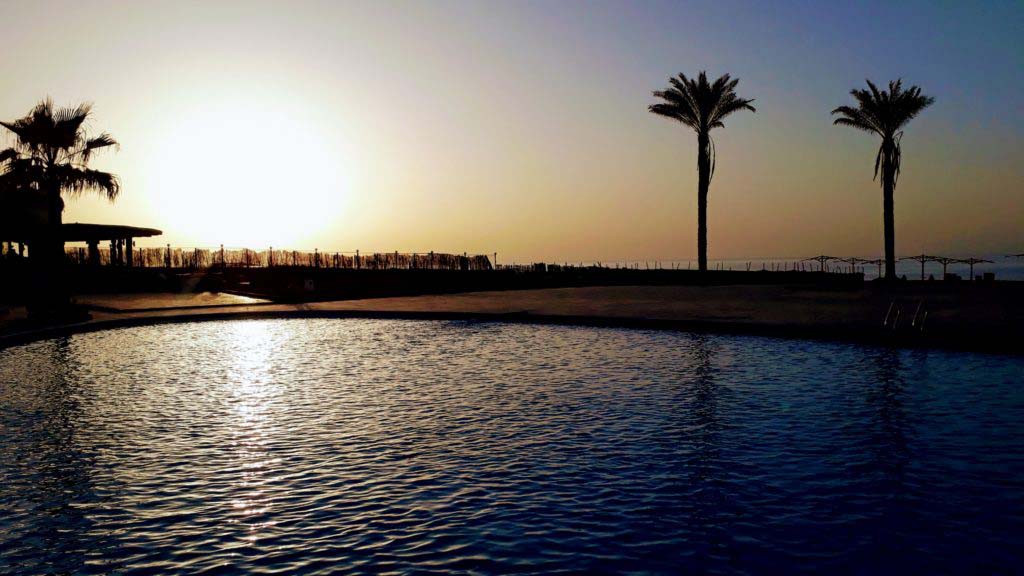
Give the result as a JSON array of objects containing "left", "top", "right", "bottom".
[{"left": 1, "top": 0, "right": 1020, "bottom": 262}]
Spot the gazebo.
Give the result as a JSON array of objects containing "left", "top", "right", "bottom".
[
  {"left": 2, "top": 222, "right": 162, "bottom": 267},
  {"left": 62, "top": 223, "right": 163, "bottom": 267}
]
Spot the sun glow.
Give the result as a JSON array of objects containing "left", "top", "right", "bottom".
[{"left": 143, "top": 98, "right": 351, "bottom": 250}]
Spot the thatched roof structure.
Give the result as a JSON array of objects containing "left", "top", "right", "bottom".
[{"left": 1, "top": 222, "right": 161, "bottom": 242}]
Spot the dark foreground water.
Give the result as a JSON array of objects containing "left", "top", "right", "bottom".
[{"left": 1, "top": 319, "right": 1022, "bottom": 575}]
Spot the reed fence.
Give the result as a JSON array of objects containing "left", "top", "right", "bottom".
[{"left": 63, "top": 246, "right": 493, "bottom": 271}]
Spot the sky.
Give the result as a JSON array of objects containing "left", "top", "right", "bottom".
[{"left": 0, "top": 0, "right": 1021, "bottom": 262}]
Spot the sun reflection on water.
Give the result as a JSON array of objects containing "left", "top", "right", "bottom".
[
  {"left": 2, "top": 319, "right": 1022, "bottom": 574},
  {"left": 223, "top": 321, "right": 283, "bottom": 540}
]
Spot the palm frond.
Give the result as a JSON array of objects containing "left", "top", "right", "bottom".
[
  {"left": 711, "top": 95, "right": 756, "bottom": 125},
  {"left": 0, "top": 156, "right": 41, "bottom": 175},
  {"left": 648, "top": 102, "right": 698, "bottom": 130},
  {"left": 52, "top": 103, "right": 92, "bottom": 149},
  {"left": 85, "top": 132, "right": 118, "bottom": 150},
  {"left": 0, "top": 120, "right": 33, "bottom": 148},
  {"left": 55, "top": 102, "right": 92, "bottom": 125},
  {"left": 78, "top": 132, "right": 119, "bottom": 163},
  {"left": 892, "top": 131, "right": 903, "bottom": 184},
  {"left": 649, "top": 86, "right": 700, "bottom": 130},
  {"left": 832, "top": 104, "right": 876, "bottom": 123},
  {"left": 0, "top": 147, "right": 17, "bottom": 164},
  {"left": 874, "top": 143, "right": 883, "bottom": 180},
  {"left": 51, "top": 164, "right": 120, "bottom": 201},
  {"left": 832, "top": 116, "right": 878, "bottom": 134},
  {"left": 709, "top": 135, "right": 716, "bottom": 181}
]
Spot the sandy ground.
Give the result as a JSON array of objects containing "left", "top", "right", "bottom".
[
  {"left": 78, "top": 292, "right": 269, "bottom": 311},
  {"left": 2, "top": 285, "right": 1021, "bottom": 353}
]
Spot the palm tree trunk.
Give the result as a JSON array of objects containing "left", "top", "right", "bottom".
[
  {"left": 697, "top": 131, "right": 710, "bottom": 272},
  {"left": 47, "top": 183, "right": 64, "bottom": 261},
  {"left": 882, "top": 140, "right": 896, "bottom": 281},
  {"left": 28, "top": 179, "right": 69, "bottom": 314}
]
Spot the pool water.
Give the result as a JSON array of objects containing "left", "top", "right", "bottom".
[{"left": 1, "top": 319, "right": 1022, "bottom": 574}]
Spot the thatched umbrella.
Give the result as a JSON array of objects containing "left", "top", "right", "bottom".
[
  {"left": 958, "top": 258, "right": 993, "bottom": 280},
  {"left": 930, "top": 256, "right": 961, "bottom": 278},
  {"left": 836, "top": 257, "right": 871, "bottom": 274},
  {"left": 900, "top": 254, "right": 938, "bottom": 280},
  {"left": 802, "top": 255, "right": 839, "bottom": 272},
  {"left": 862, "top": 258, "right": 885, "bottom": 279}
]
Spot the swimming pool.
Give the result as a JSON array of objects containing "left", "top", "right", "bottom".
[{"left": 1, "top": 319, "right": 1021, "bottom": 574}]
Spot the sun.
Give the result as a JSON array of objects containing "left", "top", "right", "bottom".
[{"left": 143, "top": 99, "right": 350, "bottom": 250}]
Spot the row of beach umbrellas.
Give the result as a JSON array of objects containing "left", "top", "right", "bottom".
[{"left": 802, "top": 254, "right": 1022, "bottom": 279}]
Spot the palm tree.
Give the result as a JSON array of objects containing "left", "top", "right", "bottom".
[
  {"left": 0, "top": 99, "right": 120, "bottom": 263},
  {"left": 832, "top": 80, "right": 934, "bottom": 281},
  {"left": 649, "top": 72, "right": 755, "bottom": 272}
]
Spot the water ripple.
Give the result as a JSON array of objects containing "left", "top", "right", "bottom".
[{"left": 1, "top": 319, "right": 1023, "bottom": 574}]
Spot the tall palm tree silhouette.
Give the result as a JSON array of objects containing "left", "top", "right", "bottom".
[
  {"left": 0, "top": 99, "right": 120, "bottom": 263},
  {"left": 832, "top": 80, "right": 933, "bottom": 281},
  {"left": 1, "top": 99, "right": 119, "bottom": 312},
  {"left": 649, "top": 72, "right": 755, "bottom": 272}
]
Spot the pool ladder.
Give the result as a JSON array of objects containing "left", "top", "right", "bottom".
[{"left": 883, "top": 299, "right": 927, "bottom": 332}]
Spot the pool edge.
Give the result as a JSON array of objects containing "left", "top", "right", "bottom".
[{"left": 1, "top": 308, "right": 1020, "bottom": 357}]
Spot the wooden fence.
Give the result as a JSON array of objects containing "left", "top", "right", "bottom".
[{"left": 64, "top": 246, "right": 493, "bottom": 271}]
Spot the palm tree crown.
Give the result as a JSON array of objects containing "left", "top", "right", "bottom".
[
  {"left": 831, "top": 79, "right": 934, "bottom": 185},
  {"left": 1, "top": 98, "right": 120, "bottom": 210},
  {"left": 649, "top": 71, "right": 755, "bottom": 181}
]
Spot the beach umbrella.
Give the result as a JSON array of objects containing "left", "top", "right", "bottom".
[
  {"left": 900, "top": 254, "right": 938, "bottom": 280},
  {"left": 929, "top": 256, "right": 961, "bottom": 279},
  {"left": 836, "top": 257, "right": 871, "bottom": 274},
  {"left": 957, "top": 258, "right": 993, "bottom": 280},
  {"left": 802, "top": 255, "right": 839, "bottom": 272},
  {"left": 862, "top": 258, "right": 885, "bottom": 279}
]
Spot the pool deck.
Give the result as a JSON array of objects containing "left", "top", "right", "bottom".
[{"left": 1, "top": 284, "right": 1022, "bottom": 354}]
